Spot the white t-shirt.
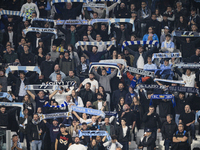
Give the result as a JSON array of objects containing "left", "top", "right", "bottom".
[
  {"left": 182, "top": 74, "right": 196, "bottom": 87},
  {"left": 137, "top": 54, "right": 144, "bottom": 69},
  {"left": 98, "top": 101, "right": 103, "bottom": 110},
  {"left": 122, "top": 126, "right": 128, "bottom": 137},
  {"left": 68, "top": 144, "right": 87, "bottom": 150},
  {"left": 80, "top": 118, "right": 92, "bottom": 124},
  {"left": 103, "top": 141, "right": 123, "bottom": 150},
  {"left": 82, "top": 78, "right": 99, "bottom": 92}
]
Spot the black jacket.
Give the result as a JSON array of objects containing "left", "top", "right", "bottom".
[
  {"left": 76, "top": 63, "right": 89, "bottom": 78},
  {"left": 20, "top": 52, "right": 35, "bottom": 66},
  {"left": 112, "top": 89, "right": 127, "bottom": 107},
  {"left": 40, "top": 60, "right": 54, "bottom": 78},
  {"left": 139, "top": 134, "right": 155, "bottom": 150},
  {"left": 78, "top": 89, "right": 96, "bottom": 105},
  {"left": 9, "top": 72, "right": 36, "bottom": 96},
  {"left": 161, "top": 121, "right": 177, "bottom": 140},
  {"left": 100, "top": 124, "right": 115, "bottom": 136},
  {"left": 116, "top": 125, "right": 131, "bottom": 142},
  {"left": 0, "top": 107, "right": 18, "bottom": 127},
  {"left": 143, "top": 112, "right": 162, "bottom": 129},
  {"left": 27, "top": 119, "right": 45, "bottom": 141}
]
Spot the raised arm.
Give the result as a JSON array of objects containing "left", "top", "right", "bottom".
[
  {"left": 27, "top": 90, "right": 35, "bottom": 100},
  {"left": 49, "top": 90, "right": 58, "bottom": 100},
  {"left": 107, "top": 69, "right": 117, "bottom": 79},
  {"left": 125, "top": 46, "right": 137, "bottom": 56},
  {"left": 72, "top": 111, "right": 81, "bottom": 120}
]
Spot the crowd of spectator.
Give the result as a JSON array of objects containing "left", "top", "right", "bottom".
[{"left": 1, "top": 0, "right": 200, "bottom": 150}]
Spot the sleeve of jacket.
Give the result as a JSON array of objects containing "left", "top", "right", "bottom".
[
  {"left": 27, "top": 123, "right": 32, "bottom": 141},
  {"left": 128, "top": 127, "right": 131, "bottom": 142}
]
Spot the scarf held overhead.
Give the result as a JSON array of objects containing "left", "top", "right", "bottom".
[
  {"left": 23, "top": 27, "right": 58, "bottom": 39},
  {"left": 152, "top": 53, "right": 181, "bottom": 61},
  {"left": 154, "top": 78, "right": 185, "bottom": 85},
  {"left": 39, "top": 112, "right": 72, "bottom": 120},
  {"left": 71, "top": 106, "right": 105, "bottom": 118},
  {"left": 0, "top": 10, "right": 29, "bottom": 21},
  {"left": 79, "top": 130, "right": 111, "bottom": 140},
  {"left": 25, "top": 85, "right": 61, "bottom": 91},
  {"left": 124, "top": 66, "right": 155, "bottom": 78},
  {"left": 122, "top": 40, "right": 159, "bottom": 49},
  {"left": 5, "top": 66, "right": 41, "bottom": 77},
  {"left": 150, "top": 94, "right": 176, "bottom": 107},
  {"left": 89, "top": 62, "right": 122, "bottom": 79},
  {"left": 0, "top": 92, "right": 13, "bottom": 101},
  {"left": 0, "top": 102, "right": 24, "bottom": 117}
]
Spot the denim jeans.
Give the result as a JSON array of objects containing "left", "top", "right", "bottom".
[
  {"left": 19, "top": 132, "right": 30, "bottom": 150},
  {"left": 175, "top": 114, "right": 180, "bottom": 126},
  {"left": 31, "top": 140, "right": 42, "bottom": 150},
  {"left": 120, "top": 141, "right": 129, "bottom": 150},
  {"left": 164, "top": 139, "right": 172, "bottom": 150}
]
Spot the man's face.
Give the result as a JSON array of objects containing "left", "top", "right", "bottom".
[
  {"left": 118, "top": 83, "right": 124, "bottom": 90},
  {"left": 83, "top": 36, "right": 88, "bottom": 41},
  {"left": 32, "top": 13, "right": 36, "bottom": 18},
  {"left": 121, "top": 120, "right": 126, "bottom": 126},
  {"left": 101, "top": 70, "right": 106, "bottom": 76},
  {"left": 69, "top": 71, "right": 74, "bottom": 77},
  {"left": 70, "top": 26, "right": 76, "bottom": 32},
  {"left": 185, "top": 105, "right": 190, "bottom": 112},
  {"left": 120, "top": 25, "right": 125, "bottom": 31},
  {"left": 128, "top": 86, "right": 133, "bottom": 93},
  {"left": 186, "top": 69, "right": 191, "bottom": 76},
  {"left": 141, "top": 2, "right": 146, "bottom": 8},
  {"left": 66, "top": 3, "right": 72, "bottom": 9},
  {"left": 64, "top": 53, "right": 69, "bottom": 58},
  {"left": 38, "top": 91, "right": 44, "bottom": 98},
  {"left": 164, "top": 60, "right": 169, "bottom": 66},
  {"left": 151, "top": 15, "right": 156, "bottom": 20},
  {"left": 166, "top": 36, "right": 170, "bottom": 41},
  {"left": 85, "top": 84, "right": 91, "bottom": 91},
  {"left": 186, "top": 38, "right": 190, "bottom": 43},
  {"left": 147, "top": 57, "right": 152, "bottom": 63},
  {"left": 46, "top": 55, "right": 50, "bottom": 60},
  {"left": 27, "top": 0, "right": 31, "bottom": 3},
  {"left": 33, "top": 114, "right": 39, "bottom": 122},
  {"left": 149, "top": 107, "right": 154, "bottom": 114},
  {"left": 101, "top": 25, "right": 106, "bottom": 31},
  {"left": 23, "top": 109, "right": 28, "bottom": 115},
  {"left": 179, "top": 93, "right": 184, "bottom": 99},
  {"left": 92, "top": 116, "right": 96, "bottom": 123},
  {"left": 60, "top": 127, "right": 66, "bottom": 133},
  {"left": 56, "top": 75, "right": 61, "bottom": 82},
  {"left": 36, "top": 33, "right": 41, "bottom": 38},
  {"left": 24, "top": 46, "right": 29, "bottom": 53},
  {"left": 12, "top": 136, "right": 18, "bottom": 143},
  {"left": 82, "top": 124, "right": 87, "bottom": 130},
  {"left": 93, "top": 13, "right": 98, "bottom": 19},
  {"left": 20, "top": 73, "right": 25, "bottom": 79},
  {"left": 166, "top": 115, "right": 172, "bottom": 123},
  {"left": 86, "top": 101, "right": 92, "bottom": 107},
  {"left": 89, "top": 74, "right": 94, "bottom": 80},
  {"left": 167, "top": 7, "right": 172, "bottom": 12},
  {"left": 53, "top": 120, "right": 58, "bottom": 126},
  {"left": 191, "top": 10, "right": 196, "bottom": 16},
  {"left": 92, "top": 47, "right": 97, "bottom": 53},
  {"left": 120, "top": 3, "right": 125, "bottom": 9},
  {"left": 124, "top": 50, "right": 129, "bottom": 55},
  {"left": 0, "top": 107, "right": 6, "bottom": 113},
  {"left": 81, "top": 57, "right": 86, "bottom": 63},
  {"left": 8, "top": 26, "right": 13, "bottom": 31},
  {"left": 52, "top": 46, "right": 57, "bottom": 51},
  {"left": 6, "top": 46, "right": 11, "bottom": 53},
  {"left": 54, "top": 65, "right": 60, "bottom": 72},
  {"left": 88, "top": 26, "right": 93, "bottom": 31},
  {"left": 178, "top": 124, "right": 184, "bottom": 132},
  {"left": 75, "top": 137, "right": 80, "bottom": 144},
  {"left": 138, "top": 47, "right": 143, "bottom": 53},
  {"left": 96, "top": 35, "right": 101, "bottom": 42},
  {"left": 163, "top": 16, "right": 168, "bottom": 21},
  {"left": 130, "top": 4, "right": 135, "bottom": 10},
  {"left": 21, "top": 39, "right": 26, "bottom": 45},
  {"left": 104, "top": 118, "right": 109, "bottom": 125},
  {"left": 196, "top": 49, "right": 200, "bottom": 56},
  {"left": 164, "top": 28, "right": 169, "bottom": 34}
]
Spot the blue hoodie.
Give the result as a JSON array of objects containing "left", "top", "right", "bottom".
[{"left": 45, "top": 122, "right": 60, "bottom": 143}]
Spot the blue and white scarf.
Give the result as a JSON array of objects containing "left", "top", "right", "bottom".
[
  {"left": 25, "top": 85, "right": 61, "bottom": 91},
  {"left": 89, "top": 62, "right": 122, "bottom": 79},
  {"left": 23, "top": 27, "right": 58, "bottom": 39},
  {"left": 174, "top": 63, "right": 200, "bottom": 69},
  {"left": 172, "top": 31, "right": 200, "bottom": 37},
  {"left": 154, "top": 78, "right": 185, "bottom": 85},
  {"left": 150, "top": 94, "right": 175, "bottom": 107},
  {"left": 39, "top": 112, "right": 72, "bottom": 120},
  {"left": 108, "top": 18, "right": 135, "bottom": 34},
  {"left": 5, "top": 66, "right": 41, "bottom": 77},
  {"left": 152, "top": 53, "right": 181, "bottom": 61},
  {"left": 122, "top": 40, "right": 159, "bottom": 49},
  {"left": 83, "top": 3, "right": 107, "bottom": 8},
  {"left": 75, "top": 40, "right": 116, "bottom": 49},
  {"left": 71, "top": 106, "right": 105, "bottom": 118},
  {"left": 0, "top": 10, "right": 29, "bottom": 21},
  {"left": 99, "top": 59, "right": 127, "bottom": 67},
  {"left": 32, "top": 18, "right": 55, "bottom": 23},
  {"left": 0, "top": 102, "right": 24, "bottom": 117},
  {"left": 52, "top": 0, "right": 119, "bottom": 3},
  {"left": 44, "top": 101, "right": 68, "bottom": 108},
  {"left": 0, "top": 92, "right": 13, "bottom": 101},
  {"left": 56, "top": 19, "right": 89, "bottom": 25},
  {"left": 79, "top": 130, "right": 111, "bottom": 140},
  {"left": 124, "top": 66, "right": 155, "bottom": 78},
  {"left": 145, "top": 69, "right": 172, "bottom": 76}
]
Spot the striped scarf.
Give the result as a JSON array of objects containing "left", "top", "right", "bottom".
[
  {"left": 23, "top": 27, "right": 58, "bottom": 39},
  {"left": 152, "top": 53, "right": 181, "bottom": 61},
  {"left": 122, "top": 40, "right": 159, "bottom": 49},
  {"left": 75, "top": 40, "right": 116, "bottom": 49},
  {"left": 0, "top": 10, "right": 29, "bottom": 21}
]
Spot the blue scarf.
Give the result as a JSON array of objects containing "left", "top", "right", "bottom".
[{"left": 150, "top": 94, "right": 176, "bottom": 107}]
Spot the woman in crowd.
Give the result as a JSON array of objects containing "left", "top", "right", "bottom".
[
  {"left": 71, "top": 90, "right": 84, "bottom": 107},
  {"left": 143, "top": 26, "right": 159, "bottom": 42},
  {"left": 22, "top": 95, "right": 34, "bottom": 117}
]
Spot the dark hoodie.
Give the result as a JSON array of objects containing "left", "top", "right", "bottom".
[
  {"left": 161, "top": 120, "right": 177, "bottom": 140},
  {"left": 44, "top": 122, "right": 60, "bottom": 143}
]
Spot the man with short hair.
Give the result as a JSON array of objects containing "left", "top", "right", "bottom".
[
  {"left": 179, "top": 105, "right": 196, "bottom": 140},
  {"left": 3, "top": 45, "right": 18, "bottom": 63},
  {"left": 76, "top": 56, "right": 89, "bottom": 81},
  {"left": 27, "top": 114, "right": 44, "bottom": 150},
  {"left": 49, "top": 45, "right": 59, "bottom": 62},
  {"left": 103, "top": 135, "right": 123, "bottom": 150},
  {"left": 161, "top": 114, "right": 177, "bottom": 150},
  {"left": 49, "top": 64, "right": 66, "bottom": 81},
  {"left": 20, "top": 0, "right": 40, "bottom": 18},
  {"left": 78, "top": 73, "right": 99, "bottom": 93},
  {"left": 68, "top": 137, "right": 87, "bottom": 150},
  {"left": 172, "top": 123, "right": 189, "bottom": 150},
  {"left": 190, "top": 48, "right": 200, "bottom": 63},
  {"left": 11, "top": 134, "right": 22, "bottom": 150},
  {"left": 40, "top": 53, "right": 55, "bottom": 78},
  {"left": 20, "top": 45, "right": 35, "bottom": 66},
  {"left": 161, "top": 34, "right": 175, "bottom": 53},
  {"left": 79, "top": 82, "right": 96, "bottom": 105},
  {"left": 93, "top": 93, "right": 108, "bottom": 111},
  {"left": 101, "top": 117, "right": 115, "bottom": 136},
  {"left": 64, "top": 70, "right": 80, "bottom": 87},
  {"left": 143, "top": 56, "right": 157, "bottom": 70}
]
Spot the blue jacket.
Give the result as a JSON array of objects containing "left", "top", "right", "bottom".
[
  {"left": 45, "top": 122, "right": 60, "bottom": 143},
  {"left": 83, "top": 50, "right": 107, "bottom": 62}
]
